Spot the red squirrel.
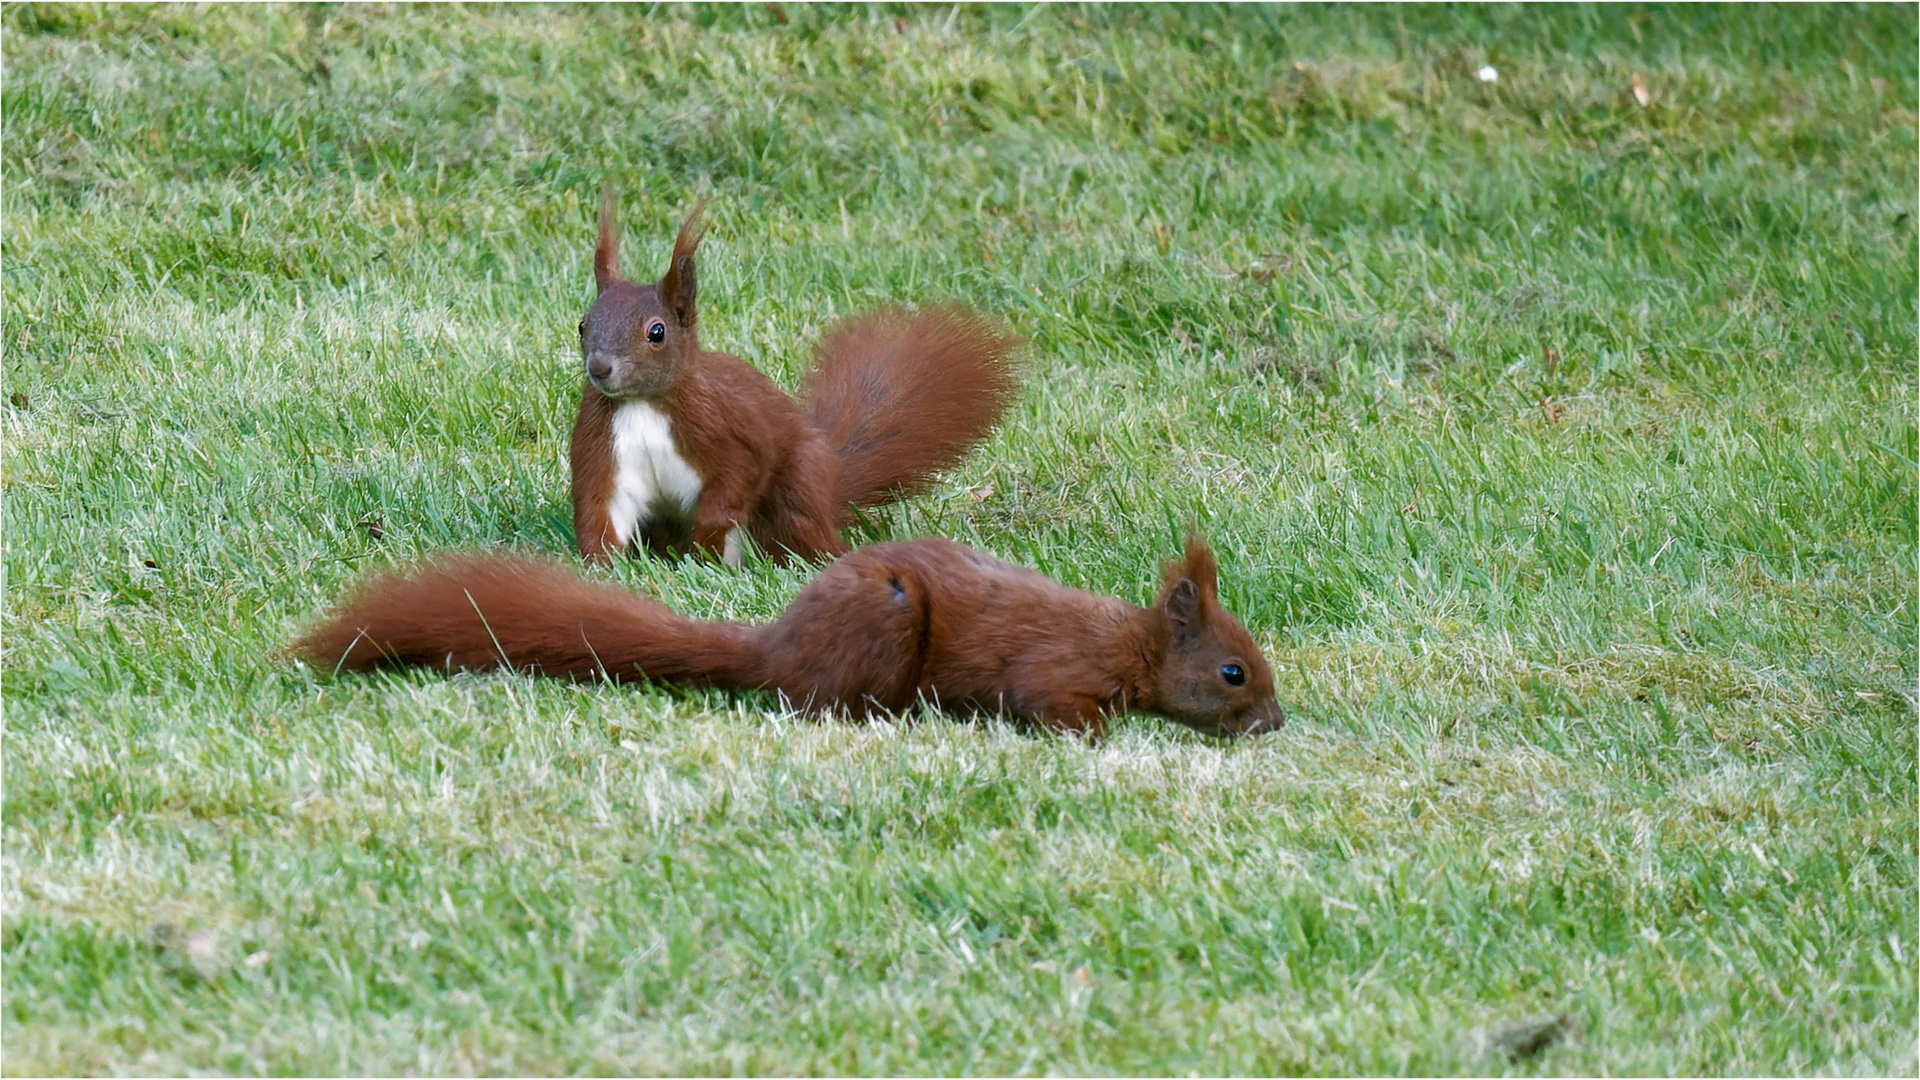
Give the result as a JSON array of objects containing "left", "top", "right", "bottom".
[
  {"left": 294, "top": 536, "right": 1286, "bottom": 739},
  {"left": 572, "top": 198, "right": 1021, "bottom": 566}
]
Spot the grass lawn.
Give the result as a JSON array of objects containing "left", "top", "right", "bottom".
[{"left": 3, "top": 3, "right": 1915, "bottom": 1074}]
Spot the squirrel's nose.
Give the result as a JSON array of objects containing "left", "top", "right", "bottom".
[
  {"left": 1242, "top": 698, "right": 1286, "bottom": 735},
  {"left": 587, "top": 355, "right": 613, "bottom": 382}
]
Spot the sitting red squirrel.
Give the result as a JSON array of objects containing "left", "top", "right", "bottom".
[
  {"left": 294, "top": 536, "right": 1286, "bottom": 739},
  {"left": 572, "top": 198, "right": 1021, "bottom": 566}
]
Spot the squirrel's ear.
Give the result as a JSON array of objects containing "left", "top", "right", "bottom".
[
  {"left": 662, "top": 252, "right": 696, "bottom": 328},
  {"left": 594, "top": 191, "right": 620, "bottom": 294},
  {"left": 1163, "top": 578, "right": 1200, "bottom": 630},
  {"left": 662, "top": 201, "right": 708, "bottom": 328}
]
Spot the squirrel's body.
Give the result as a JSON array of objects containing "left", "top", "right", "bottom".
[
  {"left": 573, "top": 352, "right": 840, "bottom": 565},
  {"left": 295, "top": 537, "right": 1285, "bottom": 739},
  {"left": 572, "top": 201, "right": 1019, "bottom": 566}
]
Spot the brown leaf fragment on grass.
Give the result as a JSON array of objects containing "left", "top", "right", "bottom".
[{"left": 1632, "top": 72, "right": 1651, "bottom": 107}]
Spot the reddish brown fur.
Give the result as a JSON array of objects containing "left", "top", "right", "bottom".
[
  {"left": 568, "top": 388, "right": 619, "bottom": 558},
  {"left": 804, "top": 306, "right": 1021, "bottom": 507},
  {"left": 294, "top": 538, "right": 1286, "bottom": 738},
  {"left": 593, "top": 190, "right": 621, "bottom": 291},
  {"left": 295, "top": 553, "right": 762, "bottom": 686},
  {"left": 570, "top": 201, "right": 1022, "bottom": 566}
]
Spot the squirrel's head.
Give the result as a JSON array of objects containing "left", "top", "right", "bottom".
[
  {"left": 578, "top": 197, "right": 706, "bottom": 399},
  {"left": 1147, "top": 537, "right": 1285, "bottom": 737}
]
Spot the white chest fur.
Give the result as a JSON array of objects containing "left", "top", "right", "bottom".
[{"left": 606, "top": 401, "right": 703, "bottom": 547}]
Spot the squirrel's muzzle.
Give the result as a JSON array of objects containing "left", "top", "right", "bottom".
[{"left": 1240, "top": 697, "right": 1286, "bottom": 736}]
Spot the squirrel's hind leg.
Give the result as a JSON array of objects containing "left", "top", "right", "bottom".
[
  {"left": 760, "top": 555, "right": 929, "bottom": 715},
  {"left": 754, "top": 437, "right": 850, "bottom": 566}
]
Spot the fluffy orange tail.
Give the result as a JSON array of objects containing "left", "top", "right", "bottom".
[
  {"left": 802, "top": 306, "right": 1021, "bottom": 513},
  {"left": 291, "top": 553, "right": 764, "bottom": 686}
]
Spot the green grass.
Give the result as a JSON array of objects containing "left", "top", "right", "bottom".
[{"left": 3, "top": 3, "right": 1915, "bottom": 1074}]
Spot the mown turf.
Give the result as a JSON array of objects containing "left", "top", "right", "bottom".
[{"left": 3, "top": 3, "right": 1915, "bottom": 1075}]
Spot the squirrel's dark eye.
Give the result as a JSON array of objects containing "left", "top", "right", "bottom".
[
  {"left": 646, "top": 321, "right": 666, "bottom": 344},
  {"left": 577, "top": 319, "right": 586, "bottom": 338},
  {"left": 1220, "top": 663, "right": 1246, "bottom": 687}
]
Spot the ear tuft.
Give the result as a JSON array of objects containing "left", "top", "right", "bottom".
[
  {"left": 1181, "top": 535, "right": 1219, "bottom": 600},
  {"left": 594, "top": 189, "right": 621, "bottom": 293},
  {"left": 1161, "top": 534, "right": 1219, "bottom": 603},
  {"left": 672, "top": 199, "right": 709, "bottom": 264},
  {"left": 662, "top": 200, "right": 708, "bottom": 327}
]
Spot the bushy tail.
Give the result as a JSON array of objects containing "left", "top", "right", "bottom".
[
  {"left": 292, "top": 553, "right": 764, "bottom": 687},
  {"left": 802, "top": 305, "right": 1021, "bottom": 513}
]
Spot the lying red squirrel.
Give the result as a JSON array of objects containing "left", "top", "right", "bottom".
[
  {"left": 573, "top": 198, "right": 1021, "bottom": 566},
  {"left": 294, "top": 536, "right": 1285, "bottom": 739}
]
